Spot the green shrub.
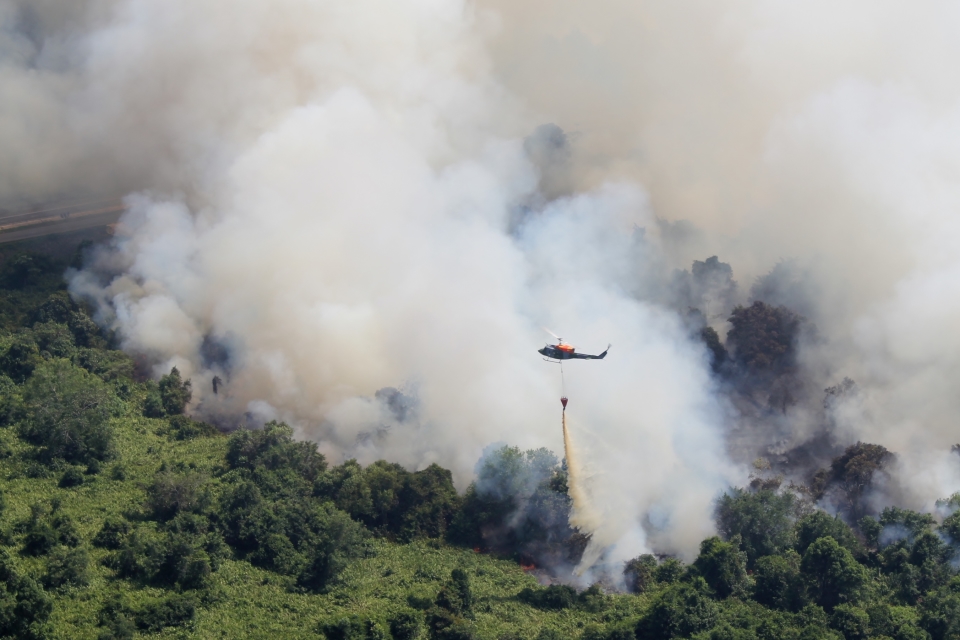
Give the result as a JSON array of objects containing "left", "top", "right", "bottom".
[
  {"left": 19, "top": 359, "right": 115, "bottom": 464},
  {"left": 158, "top": 367, "right": 192, "bottom": 415},
  {"left": 135, "top": 593, "right": 197, "bottom": 632},
  {"left": 715, "top": 488, "right": 797, "bottom": 567},
  {"left": 93, "top": 517, "right": 132, "bottom": 550},
  {"left": 800, "top": 537, "right": 867, "bottom": 611},
  {"left": 535, "top": 628, "right": 564, "bottom": 640},
  {"left": 22, "top": 516, "right": 57, "bottom": 556},
  {"left": 693, "top": 536, "right": 750, "bottom": 598},
  {"left": 518, "top": 584, "right": 577, "bottom": 610},
  {"left": 636, "top": 582, "right": 719, "bottom": 640},
  {"left": 655, "top": 557, "right": 685, "bottom": 584},
  {"left": 0, "top": 374, "right": 18, "bottom": 425},
  {"left": 167, "top": 415, "right": 218, "bottom": 440},
  {"left": 98, "top": 594, "right": 136, "bottom": 640},
  {"left": 0, "top": 334, "right": 40, "bottom": 382},
  {"left": 829, "top": 604, "right": 869, "bottom": 640},
  {"left": 624, "top": 554, "right": 658, "bottom": 593},
  {"left": 752, "top": 551, "right": 805, "bottom": 611},
  {"left": 227, "top": 421, "right": 326, "bottom": 480},
  {"left": 59, "top": 466, "right": 85, "bottom": 488},
  {"left": 43, "top": 546, "right": 91, "bottom": 589},
  {"left": 434, "top": 569, "right": 473, "bottom": 617},
  {"left": 0, "top": 548, "right": 52, "bottom": 639},
  {"left": 389, "top": 609, "right": 423, "bottom": 640},
  {"left": 145, "top": 471, "right": 210, "bottom": 521},
  {"left": 32, "top": 321, "right": 75, "bottom": 359},
  {"left": 320, "top": 615, "right": 389, "bottom": 640}
]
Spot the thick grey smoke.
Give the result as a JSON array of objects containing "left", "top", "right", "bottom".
[
  {"left": 6, "top": 0, "right": 960, "bottom": 565},
  {"left": 4, "top": 0, "right": 737, "bottom": 565}
]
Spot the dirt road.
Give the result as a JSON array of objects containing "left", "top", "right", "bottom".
[{"left": 0, "top": 198, "right": 124, "bottom": 244}]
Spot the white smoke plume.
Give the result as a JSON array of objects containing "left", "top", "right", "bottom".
[{"left": 5, "top": 0, "right": 960, "bottom": 565}]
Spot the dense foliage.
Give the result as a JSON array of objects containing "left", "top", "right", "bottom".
[{"left": 0, "top": 240, "right": 957, "bottom": 639}]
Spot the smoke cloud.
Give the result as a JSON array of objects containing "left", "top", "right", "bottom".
[{"left": 5, "top": 0, "right": 960, "bottom": 567}]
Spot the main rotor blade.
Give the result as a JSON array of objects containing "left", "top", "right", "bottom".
[{"left": 543, "top": 327, "right": 562, "bottom": 341}]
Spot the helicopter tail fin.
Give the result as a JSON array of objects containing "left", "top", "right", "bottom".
[{"left": 597, "top": 344, "right": 611, "bottom": 359}]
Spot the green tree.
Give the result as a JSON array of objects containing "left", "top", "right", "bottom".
[
  {"left": 636, "top": 582, "right": 719, "bottom": 640},
  {"left": 0, "top": 548, "right": 52, "bottom": 639},
  {"left": 295, "top": 504, "right": 368, "bottom": 592},
  {"left": 656, "top": 557, "right": 686, "bottom": 584},
  {"left": 800, "top": 537, "right": 867, "bottom": 611},
  {"left": 0, "top": 374, "right": 17, "bottom": 426},
  {"left": 145, "top": 471, "right": 211, "bottom": 521},
  {"left": 0, "top": 334, "right": 40, "bottom": 383},
  {"left": 693, "top": 536, "right": 750, "bottom": 598},
  {"left": 726, "top": 301, "right": 805, "bottom": 372},
  {"left": 919, "top": 589, "right": 960, "bottom": 640},
  {"left": 227, "top": 421, "right": 327, "bottom": 481},
  {"left": 31, "top": 321, "right": 75, "bottom": 359},
  {"left": 389, "top": 610, "right": 423, "bottom": 640},
  {"left": 43, "top": 547, "right": 91, "bottom": 590},
  {"left": 517, "top": 584, "right": 576, "bottom": 611},
  {"left": 158, "top": 367, "right": 192, "bottom": 415},
  {"left": 829, "top": 604, "right": 869, "bottom": 640},
  {"left": 20, "top": 359, "right": 115, "bottom": 464},
  {"left": 794, "top": 512, "right": 861, "bottom": 557},
  {"left": 624, "top": 554, "right": 659, "bottom": 593},
  {"left": 753, "top": 551, "right": 806, "bottom": 611},
  {"left": 810, "top": 443, "right": 892, "bottom": 515},
  {"left": 716, "top": 488, "right": 796, "bottom": 567},
  {"left": 436, "top": 569, "right": 473, "bottom": 617}
]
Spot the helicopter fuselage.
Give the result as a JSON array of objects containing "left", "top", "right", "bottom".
[{"left": 538, "top": 344, "right": 609, "bottom": 361}]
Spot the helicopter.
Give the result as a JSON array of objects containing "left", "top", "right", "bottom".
[{"left": 538, "top": 329, "right": 610, "bottom": 362}]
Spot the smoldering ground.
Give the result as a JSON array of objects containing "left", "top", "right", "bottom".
[{"left": 5, "top": 0, "right": 960, "bottom": 575}]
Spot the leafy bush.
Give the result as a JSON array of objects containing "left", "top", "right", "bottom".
[
  {"left": 0, "top": 334, "right": 40, "bottom": 383},
  {"left": 726, "top": 301, "right": 805, "bottom": 372},
  {"left": 517, "top": 585, "right": 577, "bottom": 610},
  {"left": 107, "top": 524, "right": 223, "bottom": 590},
  {"left": 693, "top": 536, "right": 750, "bottom": 598},
  {"left": 829, "top": 603, "right": 869, "bottom": 640},
  {"left": 623, "top": 554, "right": 658, "bottom": 593},
  {"left": 145, "top": 471, "right": 211, "bottom": 521},
  {"left": 389, "top": 609, "right": 423, "bottom": 640},
  {"left": 319, "top": 615, "right": 389, "bottom": 640},
  {"left": 636, "top": 582, "right": 719, "bottom": 640},
  {"left": 656, "top": 557, "right": 686, "bottom": 584},
  {"left": 794, "top": 512, "right": 860, "bottom": 557},
  {"left": 810, "top": 442, "right": 893, "bottom": 513},
  {"left": 715, "top": 488, "right": 796, "bottom": 567},
  {"left": 135, "top": 593, "right": 198, "bottom": 632},
  {"left": 295, "top": 504, "right": 369, "bottom": 592},
  {"left": 166, "top": 415, "right": 218, "bottom": 440},
  {"left": 316, "top": 459, "right": 460, "bottom": 541},
  {"left": 98, "top": 594, "right": 136, "bottom": 640},
  {"left": 228, "top": 421, "right": 326, "bottom": 480},
  {"left": 0, "top": 548, "right": 52, "bottom": 639},
  {"left": 158, "top": 367, "right": 192, "bottom": 415},
  {"left": 58, "top": 466, "right": 84, "bottom": 488},
  {"left": 447, "top": 446, "right": 573, "bottom": 561},
  {"left": 19, "top": 359, "right": 116, "bottom": 464},
  {"left": 0, "top": 374, "right": 17, "bottom": 426},
  {"left": 800, "top": 537, "right": 867, "bottom": 611},
  {"left": 32, "top": 321, "right": 75, "bottom": 359},
  {"left": 753, "top": 551, "right": 806, "bottom": 611},
  {"left": 93, "top": 517, "right": 132, "bottom": 550},
  {"left": 43, "top": 546, "right": 91, "bottom": 589}
]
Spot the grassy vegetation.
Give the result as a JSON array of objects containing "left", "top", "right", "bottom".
[
  {"left": 0, "top": 414, "right": 618, "bottom": 639},
  {"left": 0, "top": 235, "right": 959, "bottom": 639}
]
